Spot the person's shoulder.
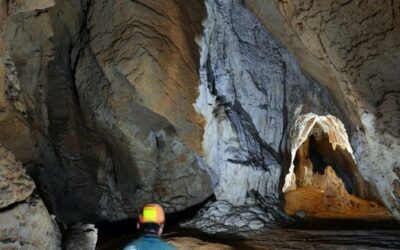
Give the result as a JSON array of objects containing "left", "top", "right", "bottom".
[
  {"left": 122, "top": 239, "right": 141, "bottom": 250},
  {"left": 123, "top": 245, "right": 138, "bottom": 250}
]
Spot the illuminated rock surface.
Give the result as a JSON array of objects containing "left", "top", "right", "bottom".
[
  {"left": 2, "top": 0, "right": 212, "bottom": 224},
  {"left": 0, "top": 0, "right": 399, "bottom": 248},
  {"left": 245, "top": 0, "right": 400, "bottom": 219}
]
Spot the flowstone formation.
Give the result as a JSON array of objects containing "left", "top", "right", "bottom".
[
  {"left": 245, "top": 0, "right": 400, "bottom": 218},
  {"left": 283, "top": 114, "right": 390, "bottom": 219},
  {"left": 189, "top": 0, "right": 358, "bottom": 233},
  {"left": 188, "top": 0, "right": 399, "bottom": 232},
  {"left": 283, "top": 114, "right": 361, "bottom": 194}
]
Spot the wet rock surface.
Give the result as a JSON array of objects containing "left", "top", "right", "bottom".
[
  {"left": 97, "top": 220, "right": 400, "bottom": 250},
  {"left": 244, "top": 223, "right": 400, "bottom": 250},
  {"left": 167, "top": 237, "right": 233, "bottom": 250}
]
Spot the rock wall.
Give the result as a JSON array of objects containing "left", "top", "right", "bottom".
[
  {"left": 0, "top": 145, "right": 61, "bottom": 249},
  {"left": 244, "top": 0, "right": 400, "bottom": 218},
  {"left": 1, "top": 0, "right": 399, "bottom": 237},
  {"left": 2, "top": 0, "right": 212, "bottom": 224},
  {"left": 191, "top": 0, "right": 352, "bottom": 232},
  {"left": 69, "top": 0, "right": 212, "bottom": 222},
  {"left": 0, "top": 2, "right": 61, "bottom": 249},
  {"left": 0, "top": 0, "right": 52, "bottom": 165}
]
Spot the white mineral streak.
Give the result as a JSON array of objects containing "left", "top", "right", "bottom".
[
  {"left": 194, "top": 2, "right": 273, "bottom": 205},
  {"left": 195, "top": 63, "right": 266, "bottom": 205},
  {"left": 283, "top": 113, "right": 355, "bottom": 193}
]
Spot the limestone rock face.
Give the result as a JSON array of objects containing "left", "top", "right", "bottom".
[
  {"left": 1, "top": 0, "right": 399, "bottom": 237},
  {"left": 0, "top": 196, "right": 61, "bottom": 250},
  {"left": 85, "top": 0, "right": 205, "bottom": 155},
  {"left": 7, "top": 0, "right": 55, "bottom": 15},
  {"left": 0, "top": 144, "right": 34, "bottom": 208},
  {"left": 0, "top": 0, "right": 50, "bottom": 165},
  {"left": 183, "top": 199, "right": 285, "bottom": 234},
  {"left": 3, "top": 0, "right": 212, "bottom": 224},
  {"left": 63, "top": 224, "right": 98, "bottom": 250},
  {"left": 244, "top": 0, "right": 400, "bottom": 218},
  {"left": 193, "top": 0, "right": 344, "bottom": 231},
  {"left": 0, "top": 145, "right": 61, "bottom": 250},
  {"left": 63, "top": 0, "right": 212, "bottom": 222}
]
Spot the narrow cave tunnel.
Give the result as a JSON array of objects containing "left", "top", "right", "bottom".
[
  {"left": 284, "top": 122, "right": 391, "bottom": 219},
  {"left": 306, "top": 133, "right": 357, "bottom": 195}
]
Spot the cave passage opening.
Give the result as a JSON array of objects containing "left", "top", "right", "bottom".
[{"left": 282, "top": 115, "right": 391, "bottom": 219}]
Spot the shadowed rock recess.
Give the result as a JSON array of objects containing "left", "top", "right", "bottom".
[{"left": 0, "top": 0, "right": 399, "bottom": 248}]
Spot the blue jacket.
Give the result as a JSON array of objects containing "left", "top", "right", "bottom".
[{"left": 123, "top": 234, "right": 177, "bottom": 250}]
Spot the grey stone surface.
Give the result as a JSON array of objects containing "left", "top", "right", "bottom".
[
  {"left": 183, "top": 194, "right": 288, "bottom": 233},
  {"left": 0, "top": 144, "right": 60, "bottom": 250},
  {"left": 192, "top": 0, "right": 346, "bottom": 231},
  {"left": 63, "top": 223, "right": 98, "bottom": 250},
  {"left": 0, "top": 196, "right": 61, "bottom": 250}
]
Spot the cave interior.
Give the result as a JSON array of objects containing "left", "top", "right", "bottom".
[{"left": 283, "top": 124, "right": 391, "bottom": 219}]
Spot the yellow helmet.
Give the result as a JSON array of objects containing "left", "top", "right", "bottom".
[{"left": 138, "top": 203, "right": 165, "bottom": 224}]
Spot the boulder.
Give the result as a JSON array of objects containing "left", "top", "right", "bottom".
[{"left": 0, "top": 144, "right": 34, "bottom": 208}]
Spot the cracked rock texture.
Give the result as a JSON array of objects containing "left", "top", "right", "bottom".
[
  {"left": 0, "top": 196, "right": 61, "bottom": 250},
  {"left": 183, "top": 196, "right": 287, "bottom": 234},
  {"left": 0, "top": 144, "right": 61, "bottom": 250},
  {"left": 245, "top": 0, "right": 400, "bottom": 218},
  {"left": 192, "top": 0, "right": 351, "bottom": 231},
  {"left": 69, "top": 0, "right": 212, "bottom": 222},
  {"left": 0, "top": 0, "right": 399, "bottom": 238},
  {"left": 2, "top": 0, "right": 212, "bottom": 225},
  {"left": 0, "top": 144, "right": 34, "bottom": 208}
]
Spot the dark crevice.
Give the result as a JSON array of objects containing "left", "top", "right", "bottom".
[
  {"left": 307, "top": 134, "right": 355, "bottom": 194},
  {"left": 375, "top": 90, "right": 400, "bottom": 107},
  {"left": 206, "top": 53, "right": 217, "bottom": 96},
  {"left": 230, "top": 100, "right": 281, "bottom": 167},
  {"left": 0, "top": 199, "right": 26, "bottom": 213},
  {"left": 96, "top": 195, "right": 215, "bottom": 237},
  {"left": 279, "top": 60, "right": 289, "bottom": 159}
]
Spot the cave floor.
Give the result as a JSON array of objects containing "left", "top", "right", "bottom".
[
  {"left": 96, "top": 219, "right": 400, "bottom": 250},
  {"left": 284, "top": 187, "right": 392, "bottom": 219}
]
